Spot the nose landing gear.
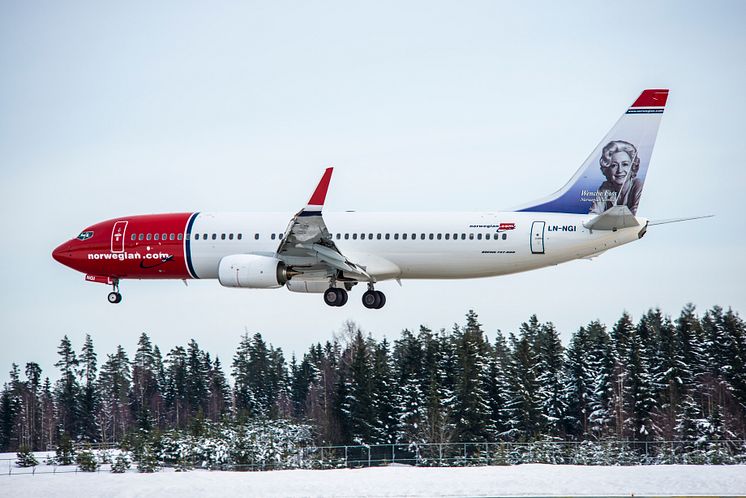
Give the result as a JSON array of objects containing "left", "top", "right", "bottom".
[{"left": 107, "top": 279, "right": 122, "bottom": 304}]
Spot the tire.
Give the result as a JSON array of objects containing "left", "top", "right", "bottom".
[
  {"left": 108, "top": 292, "right": 121, "bottom": 304},
  {"left": 374, "top": 290, "right": 386, "bottom": 309},
  {"left": 338, "top": 288, "right": 348, "bottom": 306},
  {"left": 362, "top": 290, "right": 380, "bottom": 309},
  {"left": 324, "top": 288, "right": 340, "bottom": 307}
]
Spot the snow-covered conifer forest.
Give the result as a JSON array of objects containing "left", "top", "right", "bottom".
[{"left": 1, "top": 304, "right": 745, "bottom": 469}]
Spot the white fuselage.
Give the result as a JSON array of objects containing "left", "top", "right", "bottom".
[{"left": 188, "top": 211, "right": 645, "bottom": 283}]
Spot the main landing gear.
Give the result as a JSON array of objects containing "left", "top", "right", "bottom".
[
  {"left": 362, "top": 290, "right": 386, "bottom": 309},
  {"left": 323, "top": 283, "right": 386, "bottom": 309},
  {"left": 107, "top": 279, "right": 122, "bottom": 304},
  {"left": 323, "top": 287, "right": 348, "bottom": 307},
  {"left": 362, "top": 284, "right": 386, "bottom": 309}
]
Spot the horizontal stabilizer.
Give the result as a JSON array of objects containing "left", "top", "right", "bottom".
[
  {"left": 583, "top": 206, "right": 640, "bottom": 231},
  {"left": 648, "top": 214, "right": 713, "bottom": 226}
]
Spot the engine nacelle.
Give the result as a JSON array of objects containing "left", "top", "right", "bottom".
[{"left": 218, "top": 254, "right": 288, "bottom": 289}]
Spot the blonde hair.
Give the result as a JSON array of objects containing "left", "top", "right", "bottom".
[{"left": 600, "top": 140, "right": 640, "bottom": 179}]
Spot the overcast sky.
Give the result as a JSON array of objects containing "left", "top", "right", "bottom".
[{"left": 1, "top": 1, "right": 744, "bottom": 382}]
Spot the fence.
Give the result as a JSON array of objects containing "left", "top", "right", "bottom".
[{"left": 2, "top": 440, "right": 745, "bottom": 476}]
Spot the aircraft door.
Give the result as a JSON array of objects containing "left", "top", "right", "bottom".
[
  {"left": 111, "top": 221, "right": 128, "bottom": 253},
  {"left": 530, "top": 221, "right": 545, "bottom": 254}
]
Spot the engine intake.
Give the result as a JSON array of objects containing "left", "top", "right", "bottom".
[{"left": 218, "top": 254, "right": 288, "bottom": 289}]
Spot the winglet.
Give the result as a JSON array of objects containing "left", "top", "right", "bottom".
[{"left": 306, "top": 167, "right": 333, "bottom": 212}]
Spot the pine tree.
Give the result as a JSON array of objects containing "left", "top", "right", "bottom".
[
  {"left": 623, "top": 322, "right": 658, "bottom": 441},
  {"left": 563, "top": 325, "right": 591, "bottom": 438},
  {"left": 586, "top": 321, "right": 614, "bottom": 439},
  {"left": 534, "top": 321, "right": 566, "bottom": 438},
  {"left": 185, "top": 340, "right": 209, "bottom": 417},
  {"left": 132, "top": 333, "right": 162, "bottom": 429},
  {"left": 451, "top": 311, "right": 491, "bottom": 442},
  {"left": 98, "top": 346, "right": 131, "bottom": 443},
  {"left": 165, "top": 346, "right": 188, "bottom": 427},
  {"left": 24, "top": 362, "right": 42, "bottom": 450},
  {"left": 394, "top": 329, "right": 424, "bottom": 442},
  {"left": 341, "top": 330, "right": 376, "bottom": 443},
  {"left": 207, "top": 357, "right": 231, "bottom": 421},
  {"left": 78, "top": 334, "right": 99, "bottom": 441},
  {"left": 372, "top": 338, "right": 398, "bottom": 443},
  {"left": 54, "top": 336, "right": 80, "bottom": 438},
  {"left": 609, "top": 313, "right": 635, "bottom": 438},
  {"left": 16, "top": 445, "right": 38, "bottom": 467},
  {"left": 504, "top": 318, "right": 542, "bottom": 441}
]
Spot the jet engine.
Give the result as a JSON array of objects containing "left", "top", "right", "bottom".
[{"left": 218, "top": 254, "right": 288, "bottom": 289}]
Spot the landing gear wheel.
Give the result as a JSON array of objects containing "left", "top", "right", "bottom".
[
  {"left": 374, "top": 290, "right": 386, "bottom": 309},
  {"left": 324, "top": 287, "right": 348, "bottom": 307},
  {"left": 338, "top": 288, "right": 348, "bottom": 306},
  {"left": 107, "top": 292, "right": 122, "bottom": 304},
  {"left": 362, "top": 290, "right": 384, "bottom": 309}
]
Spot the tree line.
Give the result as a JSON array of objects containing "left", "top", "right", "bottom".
[{"left": 1, "top": 304, "right": 744, "bottom": 452}]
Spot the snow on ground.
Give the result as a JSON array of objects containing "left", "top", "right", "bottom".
[{"left": 1, "top": 464, "right": 745, "bottom": 497}]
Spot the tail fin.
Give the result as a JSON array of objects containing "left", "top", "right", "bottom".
[{"left": 518, "top": 89, "right": 668, "bottom": 215}]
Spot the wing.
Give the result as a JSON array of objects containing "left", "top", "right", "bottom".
[{"left": 274, "top": 168, "right": 372, "bottom": 282}]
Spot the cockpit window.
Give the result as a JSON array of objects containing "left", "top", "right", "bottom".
[{"left": 77, "top": 231, "right": 94, "bottom": 241}]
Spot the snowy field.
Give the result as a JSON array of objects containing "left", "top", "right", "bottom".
[{"left": 1, "top": 464, "right": 746, "bottom": 497}]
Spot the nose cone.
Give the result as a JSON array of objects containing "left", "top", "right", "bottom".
[{"left": 52, "top": 240, "right": 73, "bottom": 266}]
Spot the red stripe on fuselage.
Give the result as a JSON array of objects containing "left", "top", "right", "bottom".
[{"left": 54, "top": 213, "right": 194, "bottom": 279}]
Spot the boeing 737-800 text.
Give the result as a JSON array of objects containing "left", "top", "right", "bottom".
[{"left": 52, "top": 89, "right": 705, "bottom": 308}]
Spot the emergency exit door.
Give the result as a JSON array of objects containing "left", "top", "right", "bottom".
[
  {"left": 530, "top": 221, "right": 545, "bottom": 254},
  {"left": 111, "top": 221, "right": 128, "bottom": 253}
]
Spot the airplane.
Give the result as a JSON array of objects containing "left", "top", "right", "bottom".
[{"left": 52, "top": 89, "right": 708, "bottom": 308}]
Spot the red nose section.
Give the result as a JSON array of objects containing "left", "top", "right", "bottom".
[{"left": 52, "top": 240, "right": 73, "bottom": 266}]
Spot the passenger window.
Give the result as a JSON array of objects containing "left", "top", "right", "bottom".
[
  {"left": 477, "top": 234, "right": 482, "bottom": 240},
  {"left": 402, "top": 233, "right": 407, "bottom": 240},
  {"left": 212, "top": 234, "right": 217, "bottom": 240},
  {"left": 254, "top": 233, "right": 259, "bottom": 240},
  {"left": 345, "top": 233, "right": 350, "bottom": 240},
  {"left": 428, "top": 234, "right": 434, "bottom": 240},
  {"left": 221, "top": 234, "right": 226, "bottom": 240},
  {"left": 394, "top": 233, "right": 399, "bottom": 240},
  {"left": 237, "top": 233, "right": 242, "bottom": 240},
  {"left": 229, "top": 233, "right": 234, "bottom": 240},
  {"left": 361, "top": 233, "right": 366, "bottom": 240},
  {"left": 412, "top": 233, "right": 416, "bottom": 239},
  {"left": 461, "top": 234, "right": 466, "bottom": 240},
  {"left": 453, "top": 233, "right": 458, "bottom": 240},
  {"left": 352, "top": 233, "right": 358, "bottom": 240},
  {"left": 368, "top": 233, "right": 373, "bottom": 239},
  {"left": 194, "top": 234, "right": 200, "bottom": 240},
  {"left": 154, "top": 234, "right": 159, "bottom": 241},
  {"left": 445, "top": 233, "right": 450, "bottom": 240},
  {"left": 502, "top": 233, "right": 507, "bottom": 240},
  {"left": 146, "top": 234, "right": 152, "bottom": 241},
  {"left": 178, "top": 234, "right": 183, "bottom": 241},
  {"left": 377, "top": 233, "right": 382, "bottom": 240},
  {"left": 437, "top": 234, "right": 442, "bottom": 240},
  {"left": 170, "top": 233, "right": 175, "bottom": 241},
  {"left": 271, "top": 233, "right": 276, "bottom": 240},
  {"left": 336, "top": 233, "right": 341, "bottom": 240},
  {"left": 131, "top": 234, "right": 136, "bottom": 241},
  {"left": 420, "top": 234, "right": 426, "bottom": 240},
  {"left": 385, "top": 234, "right": 390, "bottom": 240},
  {"left": 485, "top": 233, "right": 491, "bottom": 240},
  {"left": 469, "top": 233, "right": 474, "bottom": 240},
  {"left": 162, "top": 233, "right": 167, "bottom": 240},
  {"left": 138, "top": 234, "right": 143, "bottom": 241}
]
